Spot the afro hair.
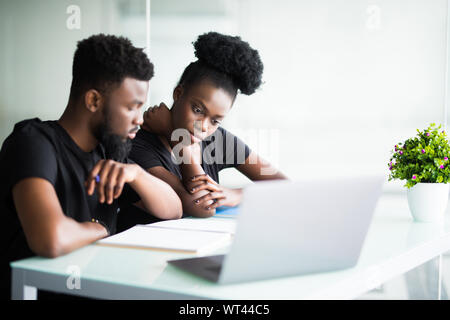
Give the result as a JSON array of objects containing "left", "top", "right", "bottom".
[
  {"left": 194, "top": 32, "right": 263, "bottom": 95},
  {"left": 178, "top": 32, "right": 263, "bottom": 96}
]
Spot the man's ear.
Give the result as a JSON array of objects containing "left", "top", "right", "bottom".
[
  {"left": 84, "top": 89, "right": 103, "bottom": 113},
  {"left": 173, "top": 85, "right": 184, "bottom": 102}
]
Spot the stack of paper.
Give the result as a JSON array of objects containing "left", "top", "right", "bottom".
[
  {"left": 96, "top": 218, "right": 235, "bottom": 254},
  {"left": 146, "top": 217, "right": 237, "bottom": 234}
]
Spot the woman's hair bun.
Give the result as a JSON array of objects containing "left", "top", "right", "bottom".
[{"left": 193, "top": 32, "right": 263, "bottom": 95}]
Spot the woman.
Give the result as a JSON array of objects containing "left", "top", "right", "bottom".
[{"left": 117, "top": 32, "right": 286, "bottom": 231}]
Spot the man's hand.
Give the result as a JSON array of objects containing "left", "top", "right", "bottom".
[
  {"left": 85, "top": 160, "right": 141, "bottom": 204},
  {"left": 142, "top": 102, "right": 173, "bottom": 139},
  {"left": 187, "top": 174, "right": 243, "bottom": 211}
]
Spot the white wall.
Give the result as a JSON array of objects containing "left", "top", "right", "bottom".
[
  {"left": 0, "top": 0, "right": 146, "bottom": 142},
  {"left": 149, "top": 0, "right": 449, "bottom": 190}
]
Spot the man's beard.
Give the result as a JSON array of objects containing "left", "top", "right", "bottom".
[{"left": 94, "top": 111, "right": 132, "bottom": 162}]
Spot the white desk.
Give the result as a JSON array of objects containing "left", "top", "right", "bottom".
[{"left": 10, "top": 195, "right": 450, "bottom": 300}]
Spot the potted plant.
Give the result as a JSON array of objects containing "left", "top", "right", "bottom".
[{"left": 388, "top": 123, "right": 450, "bottom": 222}]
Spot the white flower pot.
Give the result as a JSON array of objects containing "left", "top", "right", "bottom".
[{"left": 406, "top": 183, "right": 449, "bottom": 222}]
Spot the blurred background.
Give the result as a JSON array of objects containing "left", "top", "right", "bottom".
[
  {"left": 0, "top": 0, "right": 449, "bottom": 299},
  {"left": 1, "top": 0, "right": 449, "bottom": 191}
]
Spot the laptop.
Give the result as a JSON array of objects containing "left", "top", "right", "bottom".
[{"left": 168, "top": 175, "right": 384, "bottom": 284}]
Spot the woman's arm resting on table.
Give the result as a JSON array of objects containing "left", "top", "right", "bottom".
[
  {"left": 186, "top": 151, "right": 286, "bottom": 210},
  {"left": 146, "top": 166, "right": 218, "bottom": 218},
  {"left": 236, "top": 151, "right": 288, "bottom": 181}
]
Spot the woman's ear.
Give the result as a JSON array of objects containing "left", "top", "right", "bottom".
[
  {"left": 173, "top": 85, "right": 184, "bottom": 102},
  {"left": 84, "top": 89, "right": 103, "bottom": 113}
]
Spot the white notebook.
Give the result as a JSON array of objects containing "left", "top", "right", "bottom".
[
  {"left": 144, "top": 217, "right": 237, "bottom": 234},
  {"left": 96, "top": 225, "right": 232, "bottom": 254}
]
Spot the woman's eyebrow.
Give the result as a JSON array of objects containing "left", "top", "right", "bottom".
[
  {"left": 192, "top": 98, "right": 226, "bottom": 118},
  {"left": 192, "top": 98, "right": 207, "bottom": 110}
]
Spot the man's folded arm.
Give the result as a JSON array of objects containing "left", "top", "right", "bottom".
[
  {"left": 12, "top": 177, "right": 108, "bottom": 258},
  {"left": 126, "top": 164, "right": 183, "bottom": 220}
]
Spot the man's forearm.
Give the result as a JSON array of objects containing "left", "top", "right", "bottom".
[
  {"left": 128, "top": 165, "right": 182, "bottom": 219},
  {"left": 13, "top": 177, "right": 110, "bottom": 259},
  {"left": 42, "top": 218, "right": 108, "bottom": 258}
]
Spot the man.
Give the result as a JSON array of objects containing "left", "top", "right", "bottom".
[{"left": 0, "top": 34, "right": 182, "bottom": 299}]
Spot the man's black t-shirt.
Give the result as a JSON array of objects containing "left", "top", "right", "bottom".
[
  {"left": 116, "top": 127, "right": 250, "bottom": 232},
  {"left": 0, "top": 118, "right": 139, "bottom": 299}
]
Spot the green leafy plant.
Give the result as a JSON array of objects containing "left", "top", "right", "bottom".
[{"left": 388, "top": 123, "right": 450, "bottom": 188}]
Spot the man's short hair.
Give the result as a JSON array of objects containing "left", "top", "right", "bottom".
[{"left": 69, "top": 34, "right": 154, "bottom": 100}]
